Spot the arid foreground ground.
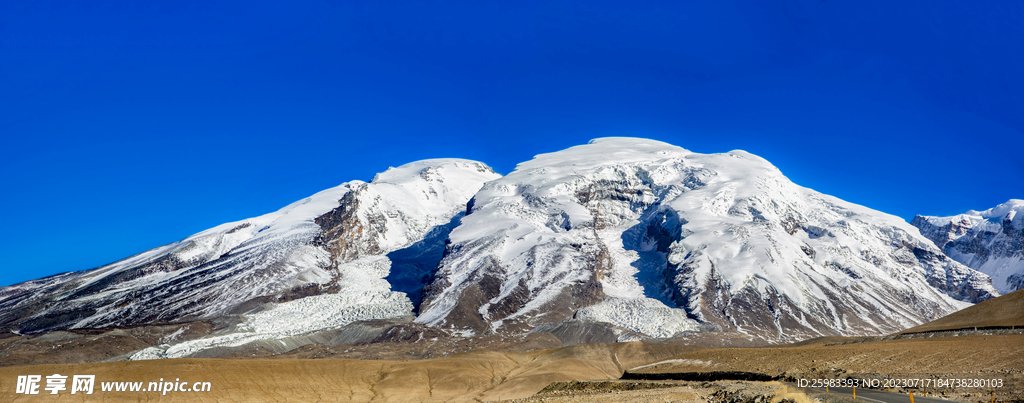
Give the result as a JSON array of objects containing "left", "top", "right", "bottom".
[
  {"left": 634, "top": 333, "right": 1024, "bottom": 403},
  {"left": 0, "top": 333, "right": 1020, "bottom": 402}
]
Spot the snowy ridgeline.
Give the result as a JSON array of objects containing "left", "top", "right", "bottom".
[
  {"left": 913, "top": 200, "right": 1024, "bottom": 293},
  {"left": 126, "top": 161, "right": 502, "bottom": 359},
  {"left": 0, "top": 159, "right": 497, "bottom": 352}
]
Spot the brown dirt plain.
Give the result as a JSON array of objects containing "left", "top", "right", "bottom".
[
  {"left": 1, "top": 335, "right": 1020, "bottom": 402},
  {"left": 634, "top": 334, "right": 1024, "bottom": 403},
  {"left": 1, "top": 289, "right": 1020, "bottom": 402},
  {"left": 0, "top": 341, "right": 701, "bottom": 402}
]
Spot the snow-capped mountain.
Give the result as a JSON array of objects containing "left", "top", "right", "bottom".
[
  {"left": 0, "top": 138, "right": 1002, "bottom": 358},
  {"left": 912, "top": 200, "right": 1024, "bottom": 293},
  {"left": 415, "top": 138, "right": 997, "bottom": 341},
  {"left": 0, "top": 159, "right": 500, "bottom": 337}
]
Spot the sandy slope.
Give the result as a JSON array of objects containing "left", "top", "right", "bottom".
[
  {"left": 899, "top": 288, "right": 1024, "bottom": 333},
  {"left": 635, "top": 334, "right": 1024, "bottom": 403},
  {"left": 497, "top": 380, "right": 809, "bottom": 403},
  {"left": 635, "top": 335, "right": 1023, "bottom": 375}
]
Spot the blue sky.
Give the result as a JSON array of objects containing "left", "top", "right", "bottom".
[{"left": 1, "top": 1, "right": 1022, "bottom": 287}]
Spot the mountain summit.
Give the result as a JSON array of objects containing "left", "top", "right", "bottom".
[
  {"left": 415, "top": 138, "right": 995, "bottom": 341},
  {"left": 0, "top": 159, "right": 500, "bottom": 337},
  {"left": 912, "top": 200, "right": 1024, "bottom": 293},
  {"left": 0, "top": 138, "right": 999, "bottom": 358}
]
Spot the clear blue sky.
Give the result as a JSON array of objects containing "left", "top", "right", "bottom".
[{"left": 1, "top": 1, "right": 1022, "bottom": 287}]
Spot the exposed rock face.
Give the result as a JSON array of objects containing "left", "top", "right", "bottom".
[
  {"left": 0, "top": 159, "right": 500, "bottom": 338},
  {"left": 415, "top": 138, "right": 997, "bottom": 342},
  {"left": 912, "top": 200, "right": 1024, "bottom": 293}
]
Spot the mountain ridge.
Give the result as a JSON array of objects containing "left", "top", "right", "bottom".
[
  {"left": 413, "top": 138, "right": 996, "bottom": 343},
  {"left": 0, "top": 138, "right": 1002, "bottom": 360},
  {"left": 0, "top": 159, "right": 500, "bottom": 338},
  {"left": 912, "top": 199, "right": 1024, "bottom": 293}
]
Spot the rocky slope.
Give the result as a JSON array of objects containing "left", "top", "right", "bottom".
[
  {"left": 911, "top": 200, "right": 1024, "bottom": 293},
  {"left": 415, "top": 138, "right": 997, "bottom": 342}
]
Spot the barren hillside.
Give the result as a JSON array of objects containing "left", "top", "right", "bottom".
[{"left": 899, "top": 288, "right": 1024, "bottom": 334}]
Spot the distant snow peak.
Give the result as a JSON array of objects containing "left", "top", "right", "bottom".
[
  {"left": 912, "top": 199, "right": 1024, "bottom": 293},
  {"left": 969, "top": 199, "right": 1024, "bottom": 223},
  {"left": 372, "top": 159, "right": 496, "bottom": 185}
]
